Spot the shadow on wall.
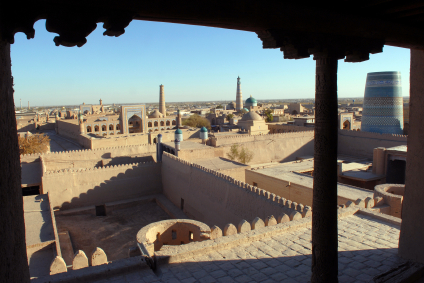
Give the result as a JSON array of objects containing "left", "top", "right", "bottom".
[
  {"left": 102, "top": 156, "right": 155, "bottom": 167},
  {"left": 55, "top": 164, "right": 162, "bottom": 210}
]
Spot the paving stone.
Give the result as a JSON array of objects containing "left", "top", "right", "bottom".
[
  {"left": 234, "top": 275, "right": 252, "bottom": 283},
  {"left": 286, "top": 269, "right": 303, "bottom": 278},
  {"left": 227, "top": 268, "right": 244, "bottom": 278},
  {"left": 210, "top": 270, "right": 227, "bottom": 279},
  {"left": 250, "top": 272, "right": 269, "bottom": 281},
  {"left": 270, "top": 272, "right": 288, "bottom": 281},
  {"left": 217, "top": 276, "right": 236, "bottom": 283}
]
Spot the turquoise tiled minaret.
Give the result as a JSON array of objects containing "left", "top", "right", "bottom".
[{"left": 362, "top": 72, "right": 404, "bottom": 134}]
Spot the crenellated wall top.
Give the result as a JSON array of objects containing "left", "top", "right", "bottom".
[
  {"left": 44, "top": 160, "right": 158, "bottom": 175},
  {"left": 162, "top": 152, "right": 310, "bottom": 214}
]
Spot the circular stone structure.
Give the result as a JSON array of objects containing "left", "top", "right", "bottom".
[
  {"left": 136, "top": 219, "right": 211, "bottom": 257},
  {"left": 374, "top": 184, "right": 404, "bottom": 218},
  {"left": 361, "top": 71, "right": 404, "bottom": 134}
]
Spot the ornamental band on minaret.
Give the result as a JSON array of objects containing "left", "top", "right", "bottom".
[
  {"left": 159, "top": 84, "right": 166, "bottom": 117},
  {"left": 236, "top": 76, "right": 243, "bottom": 111},
  {"left": 361, "top": 72, "right": 404, "bottom": 135}
]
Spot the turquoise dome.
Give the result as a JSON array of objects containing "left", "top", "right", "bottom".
[
  {"left": 200, "top": 127, "right": 208, "bottom": 132},
  {"left": 245, "top": 95, "right": 257, "bottom": 107},
  {"left": 243, "top": 108, "right": 249, "bottom": 112},
  {"left": 175, "top": 128, "right": 183, "bottom": 134}
]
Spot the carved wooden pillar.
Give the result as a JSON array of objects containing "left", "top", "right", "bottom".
[
  {"left": 0, "top": 41, "right": 30, "bottom": 282},
  {"left": 311, "top": 54, "right": 339, "bottom": 282}
]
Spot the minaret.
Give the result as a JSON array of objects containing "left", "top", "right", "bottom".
[
  {"left": 236, "top": 76, "right": 243, "bottom": 111},
  {"left": 159, "top": 84, "right": 166, "bottom": 117}
]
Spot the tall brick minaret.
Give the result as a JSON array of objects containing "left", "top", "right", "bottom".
[
  {"left": 236, "top": 76, "right": 243, "bottom": 111},
  {"left": 159, "top": 84, "right": 166, "bottom": 117}
]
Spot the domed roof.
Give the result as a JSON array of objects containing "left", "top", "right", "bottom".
[
  {"left": 148, "top": 110, "right": 163, "bottom": 118},
  {"left": 246, "top": 95, "right": 257, "bottom": 104},
  {"left": 243, "top": 108, "right": 249, "bottom": 112},
  {"left": 241, "top": 111, "right": 263, "bottom": 121},
  {"left": 200, "top": 127, "right": 208, "bottom": 132},
  {"left": 175, "top": 128, "right": 183, "bottom": 134}
]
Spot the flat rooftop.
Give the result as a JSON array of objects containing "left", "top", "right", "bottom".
[
  {"left": 251, "top": 158, "right": 374, "bottom": 201},
  {"left": 54, "top": 195, "right": 186, "bottom": 263},
  {"left": 194, "top": 157, "right": 248, "bottom": 171},
  {"left": 163, "top": 140, "right": 211, "bottom": 150},
  {"left": 24, "top": 194, "right": 55, "bottom": 247}
]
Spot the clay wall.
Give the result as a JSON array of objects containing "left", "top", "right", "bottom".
[
  {"left": 78, "top": 128, "right": 200, "bottom": 149},
  {"left": 161, "top": 153, "right": 303, "bottom": 230},
  {"left": 57, "top": 120, "right": 80, "bottom": 141},
  {"left": 218, "top": 132, "right": 314, "bottom": 164},
  {"left": 245, "top": 170, "right": 358, "bottom": 207},
  {"left": 38, "top": 144, "right": 157, "bottom": 171},
  {"left": 338, "top": 129, "right": 407, "bottom": 158},
  {"left": 268, "top": 124, "right": 312, "bottom": 133},
  {"left": 246, "top": 170, "right": 313, "bottom": 206},
  {"left": 90, "top": 134, "right": 150, "bottom": 149},
  {"left": 42, "top": 162, "right": 162, "bottom": 210}
]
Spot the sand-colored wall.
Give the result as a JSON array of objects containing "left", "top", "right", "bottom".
[
  {"left": 39, "top": 144, "right": 157, "bottom": 171},
  {"left": 79, "top": 128, "right": 200, "bottom": 149},
  {"left": 42, "top": 162, "right": 162, "bottom": 210},
  {"left": 246, "top": 170, "right": 313, "bottom": 207},
  {"left": 90, "top": 134, "right": 150, "bottom": 148},
  {"left": 268, "top": 124, "right": 312, "bottom": 133},
  {"left": 219, "top": 132, "right": 314, "bottom": 164},
  {"left": 338, "top": 129, "right": 407, "bottom": 158},
  {"left": 161, "top": 153, "right": 300, "bottom": 230},
  {"left": 57, "top": 120, "right": 80, "bottom": 141},
  {"left": 245, "top": 170, "right": 369, "bottom": 207}
]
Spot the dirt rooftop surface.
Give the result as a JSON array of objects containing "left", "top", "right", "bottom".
[{"left": 55, "top": 201, "right": 171, "bottom": 261}]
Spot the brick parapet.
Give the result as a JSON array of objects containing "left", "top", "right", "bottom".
[{"left": 44, "top": 161, "right": 158, "bottom": 176}]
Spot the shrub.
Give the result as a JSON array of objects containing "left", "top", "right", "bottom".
[
  {"left": 227, "top": 144, "right": 254, "bottom": 164},
  {"left": 18, "top": 133, "right": 50, "bottom": 155},
  {"left": 182, "top": 114, "right": 211, "bottom": 130}
]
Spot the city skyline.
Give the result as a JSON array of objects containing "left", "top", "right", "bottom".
[{"left": 11, "top": 20, "right": 411, "bottom": 106}]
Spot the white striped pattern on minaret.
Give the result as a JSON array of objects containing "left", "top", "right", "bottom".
[
  {"left": 159, "top": 84, "right": 166, "bottom": 117},
  {"left": 236, "top": 76, "right": 243, "bottom": 111}
]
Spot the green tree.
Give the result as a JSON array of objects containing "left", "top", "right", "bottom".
[
  {"left": 264, "top": 109, "right": 273, "bottom": 122},
  {"left": 182, "top": 114, "right": 211, "bottom": 130},
  {"left": 216, "top": 105, "right": 224, "bottom": 109},
  {"left": 226, "top": 114, "right": 234, "bottom": 121},
  {"left": 227, "top": 144, "right": 239, "bottom": 161},
  {"left": 18, "top": 133, "right": 50, "bottom": 155},
  {"left": 238, "top": 147, "right": 254, "bottom": 164},
  {"left": 226, "top": 144, "right": 254, "bottom": 164}
]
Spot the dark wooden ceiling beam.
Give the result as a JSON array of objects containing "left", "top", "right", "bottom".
[{"left": 2, "top": 0, "right": 424, "bottom": 49}]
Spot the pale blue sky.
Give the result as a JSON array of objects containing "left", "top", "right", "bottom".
[{"left": 11, "top": 20, "right": 411, "bottom": 106}]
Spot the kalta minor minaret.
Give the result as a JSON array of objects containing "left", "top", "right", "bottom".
[
  {"left": 236, "top": 76, "right": 243, "bottom": 111},
  {"left": 159, "top": 84, "right": 166, "bottom": 117}
]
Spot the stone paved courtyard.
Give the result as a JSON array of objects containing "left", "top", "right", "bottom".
[{"left": 89, "top": 213, "right": 402, "bottom": 283}]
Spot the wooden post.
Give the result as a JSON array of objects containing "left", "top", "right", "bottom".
[
  {"left": 0, "top": 41, "right": 30, "bottom": 282},
  {"left": 311, "top": 54, "right": 339, "bottom": 282}
]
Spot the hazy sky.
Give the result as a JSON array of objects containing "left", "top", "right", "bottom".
[{"left": 11, "top": 20, "right": 411, "bottom": 106}]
